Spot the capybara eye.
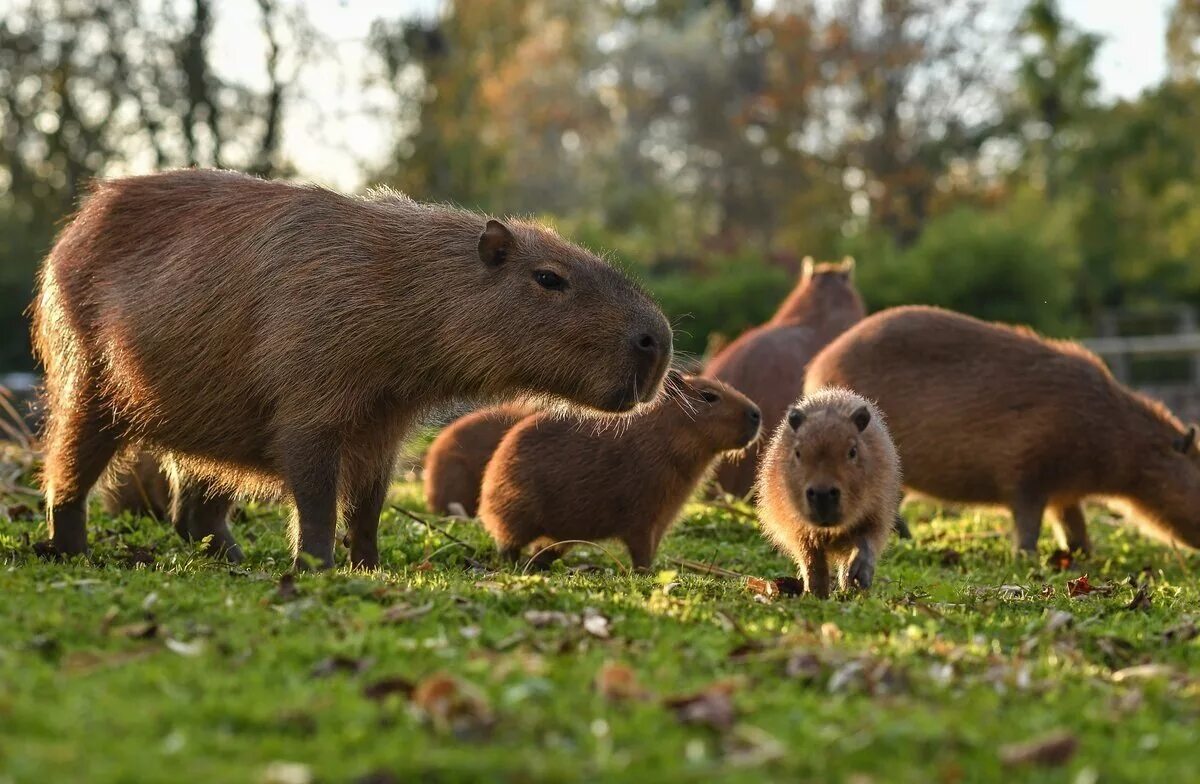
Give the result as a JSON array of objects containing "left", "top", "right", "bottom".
[
  {"left": 793, "top": 448, "right": 802, "bottom": 460},
  {"left": 700, "top": 391, "right": 720, "bottom": 404},
  {"left": 533, "top": 270, "right": 567, "bottom": 291},
  {"left": 848, "top": 446, "right": 858, "bottom": 460}
]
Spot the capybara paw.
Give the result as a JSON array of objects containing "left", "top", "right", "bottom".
[{"left": 846, "top": 554, "right": 875, "bottom": 590}]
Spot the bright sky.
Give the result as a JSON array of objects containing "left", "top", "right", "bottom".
[{"left": 210, "top": 0, "right": 1173, "bottom": 190}]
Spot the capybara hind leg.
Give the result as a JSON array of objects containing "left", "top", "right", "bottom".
[
  {"left": 283, "top": 436, "right": 340, "bottom": 570},
  {"left": 43, "top": 403, "right": 121, "bottom": 556},
  {"left": 799, "top": 549, "right": 831, "bottom": 599},
  {"left": 344, "top": 469, "right": 391, "bottom": 570},
  {"left": 1050, "top": 503, "right": 1090, "bottom": 554},
  {"left": 1010, "top": 491, "right": 1047, "bottom": 554},
  {"left": 171, "top": 475, "right": 241, "bottom": 562}
]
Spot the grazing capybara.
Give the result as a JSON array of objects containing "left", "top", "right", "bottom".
[
  {"left": 805, "top": 305, "right": 1200, "bottom": 554},
  {"left": 757, "top": 388, "right": 901, "bottom": 598},
  {"left": 424, "top": 404, "right": 534, "bottom": 517},
  {"left": 704, "top": 256, "right": 865, "bottom": 498},
  {"left": 97, "top": 451, "right": 172, "bottom": 520},
  {"left": 32, "top": 169, "right": 672, "bottom": 569},
  {"left": 479, "top": 372, "right": 761, "bottom": 571}
]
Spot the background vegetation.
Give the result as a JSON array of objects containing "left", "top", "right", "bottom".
[{"left": 3, "top": 0, "right": 1200, "bottom": 366}]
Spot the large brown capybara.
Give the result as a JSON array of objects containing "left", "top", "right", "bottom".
[
  {"left": 757, "top": 388, "right": 901, "bottom": 598},
  {"left": 479, "top": 372, "right": 761, "bottom": 571},
  {"left": 33, "top": 169, "right": 672, "bottom": 569},
  {"left": 423, "top": 404, "right": 534, "bottom": 517},
  {"left": 704, "top": 256, "right": 865, "bottom": 498},
  {"left": 805, "top": 305, "right": 1200, "bottom": 554}
]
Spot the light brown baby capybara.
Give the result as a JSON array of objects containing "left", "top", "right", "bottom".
[
  {"left": 97, "top": 451, "right": 172, "bottom": 521},
  {"left": 423, "top": 404, "right": 534, "bottom": 517},
  {"left": 805, "top": 305, "right": 1200, "bottom": 554},
  {"left": 479, "top": 372, "right": 761, "bottom": 571},
  {"left": 757, "top": 388, "right": 901, "bottom": 598},
  {"left": 32, "top": 169, "right": 672, "bottom": 569},
  {"left": 704, "top": 257, "right": 865, "bottom": 498}
]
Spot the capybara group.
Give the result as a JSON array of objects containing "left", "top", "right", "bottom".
[
  {"left": 806, "top": 305, "right": 1200, "bottom": 553},
  {"left": 33, "top": 169, "right": 672, "bottom": 569},
  {"left": 704, "top": 257, "right": 864, "bottom": 497},
  {"left": 423, "top": 404, "right": 534, "bottom": 517},
  {"left": 479, "top": 372, "right": 761, "bottom": 570},
  {"left": 757, "top": 388, "right": 901, "bottom": 598}
]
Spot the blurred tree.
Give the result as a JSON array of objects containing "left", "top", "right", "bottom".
[{"left": 1167, "top": 0, "right": 1200, "bottom": 82}]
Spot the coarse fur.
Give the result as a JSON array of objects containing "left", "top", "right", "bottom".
[
  {"left": 704, "top": 257, "right": 864, "bottom": 497},
  {"left": 96, "top": 451, "right": 172, "bottom": 521},
  {"left": 32, "top": 169, "right": 672, "bottom": 569},
  {"left": 757, "top": 387, "right": 901, "bottom": 598},
  {"left": 479, "top": 372, "right": 762, "bottom": 571},
  {"left": 805, "top": 305, "right": 1200, "bottom": 553},
  {"left": 423, "top": 403, "right": 535, "bottom": 517}
]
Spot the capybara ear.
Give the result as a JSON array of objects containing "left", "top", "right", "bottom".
[
  {"left": 478, "top": 219, "right": 514, "bottom": 267},
  {"left": 800, "top": 256, "right": 815, "bottom": 283},
  {"left": 850, "top": 405, "right": 871, "bottom": 433},
  {"left": 787, "top": 407, "right": 806, "bottom": 430},
  {"left": 1175, "top": 425, "right": 1198, "bottom": 455},
  {"left": 840, "top": 256, "right": 856, "bottom": 277}
]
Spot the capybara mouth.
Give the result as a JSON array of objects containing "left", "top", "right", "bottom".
[
  {"left": 600, "top": 378, "right": 644, "bottom": 414},
  {"left": 740, "top": 422, "right": 763, "bottom": 448},
  {"left": 807, "top": 507, "right": 842, "bottom": 527}
]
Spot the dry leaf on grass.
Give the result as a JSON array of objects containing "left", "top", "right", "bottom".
[
  {"left": 310, "top": 655, "right": 372, "bottom": 677},
  {"left": 260, "top": 761, "right": 313, "bottom": 784},
  {"left": 998, "top": 730, "right": 1078, "bottom": 768},
  {"left": 1125, "top": 583, "right": 1152, "bottom": 611},
  {"left": 1111, "top": 663, "right": 1174, "bottom": 683},
  {"left": 1066, "top": 575, "right": 1094, "bottom": 597},
  {"left": 381, "top": 602, "right": 433, "bottom": 624},
  {"left": 362, "top": 676, "right": 415, "bottom": 702},
  {"left": 664, "top": 679, "right": 740, "bottom": 732},
  {"left": 582, "top": 609, "right": 611, "bottom": 639},
  {"left": 595, "top": 661, "right": 649, "bottom": 702},
  {"left": 411, "top": 672, "right": 495, "bottom": 737},
  {"left": 1046, "top": 549, "right": 1073, "bottom": 572},
  {"left": 113, "top": 621, "right": 159, "bottom": 640}
]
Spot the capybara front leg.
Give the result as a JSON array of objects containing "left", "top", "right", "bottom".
[
  {"left": 43, "top": 399, "right": 121, "bottom": 557},
  {"left": 799, "top": 548, "right": 831, "bottom": 599},
  {"left": 344, "top": 468, "right": 391, "bottom": 570},
  {"left": 283, "top": 434, "right": 340, "bottom": 570},
  {"left": 1051, "top": 503, "right": 1091, "bottom": 554},
  {"left": 843, "top": 536, "right": 876, "bottom": 591},
  {"left": 893, "top": 513, "right": 912, "bottom": 540},
  {"left": 623, "top": 531, "right": 657, "bottom": 574},
  {"left": 170, "top": 473, "right": 241, "bottom": 562},
  {"left": 1010, "top": 490, "right": 1047, "bottom": 554}
]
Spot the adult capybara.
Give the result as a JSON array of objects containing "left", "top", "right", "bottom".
[
  {"left": 33, "top": 169, "right": 672, "bottom": 569},
  {"left": 704, "top": 257, "right": 864, "bottom": 497},
  {"left": 757, "top": 388, "right": 901, "bottom": 598},
  {"left": 424, "top": 404, "right": 534, "bottom": 517},
  {"left": 479, "top": 372, "right": 761, "bottom": 571},
  {"left": 806, "top": 305, "right": 1200, "bottom": 554},
  {"left": 97, "top": 451, "right": 172, "bottom": 521}
]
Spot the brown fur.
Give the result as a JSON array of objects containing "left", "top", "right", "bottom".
[
  {"left": 704, "top": 257, "right": 864, "bottom": 497},
  {"left": 805, "top": 305, "right": 1200, "bottom": 553},
  {"left": 97, "top": 451, "right": 172, "bottom": 520},
  {"left": 479, "top": 372, "right": 761, "bottom": 571},
  {"left": 423, "top": 403, "right": 534, "bottom": 517},
  {"left": 757, "top": 387, "right": 901, "bottom": 598},
  {"left": 32, "top": 169, "right": 672, "bottom": 569}
]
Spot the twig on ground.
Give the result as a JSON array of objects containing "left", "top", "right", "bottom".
[{"left": 390, "top": 505, "right": 487, "bottom": 570}]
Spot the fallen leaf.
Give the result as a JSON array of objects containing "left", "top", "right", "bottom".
[
  {"left": 310, "top": 655, "right": 372, "bottom": 677},
  {"left": 999, "top": 730, "right": 1078, "bottom": 768},
  {"left": 113, "top": 621, "right": 159, "bottom": 640},
  {"left": 820, "top": 622, "right": 842, "bottom": 645},
  {"left": 260, "top": 761, "right": 313, "bottom": 784},
  {"left": 1046, "top": 549, "right": 1073, "bottom": 571},
  {"left": 1066, "top": 575, "right": 1094, "bottom": 598},
  {"left": 997, "top": 584, "right": 1026, "bottom": 599},
  {"left": 523, "top": 610, "right": 577, "bottom": 628},
  {"left": 165, "top": 638, "right": 205, "bottom": 657},
  {"left": 745, "top": 576, "right": 778, "bottom": 600},
  {"left": 414, "top": 561, "right": 434, "bottom": 572},
  {"left": 1111, "top": 663, "right": 1174, "bottom": 683},
  {"left": 411, "top": 672, "right": 494, "bottom": 737},
  {"left": 595, "top": 661, "right": 649, "bottom": 702},
  {"left": 664, "top": 679, "right": 739, "bottom": 732},
  {"left": 381, "top": 602, "right": 434, "bottom": 624},
  {"left": 362, "top": 676, "right": 415, "bottom": 702},
  {"left": 582, "top": 609, "right": 610, "bottom": 639},
  {"left": 1125, "top": 584, "right": 1152, "bottom": 612}
]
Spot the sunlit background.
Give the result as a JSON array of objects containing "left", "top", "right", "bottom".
[{"left": 2, "top": 0, "right": 1198, "bottom": 415}]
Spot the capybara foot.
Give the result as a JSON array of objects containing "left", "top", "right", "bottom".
[
  {"left": 893, "top": 514, "right": 912, "bottom": 540},
  {"left": 350, "top": 544, "right": 380, "bottom": 571},
  {"left": 844, "top": 548, "right": 876, "bottom": 591}
]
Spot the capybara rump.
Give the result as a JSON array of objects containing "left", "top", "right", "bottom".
[{"left": 424, "top": 404, "right": 534, "bottom": 517}]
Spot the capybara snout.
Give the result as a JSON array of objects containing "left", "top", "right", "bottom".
[
  {"left": 805, "top": 486, "right": 841, "bottom": 525},
  {"left": 667, "top": 371, "right": 762, "bottom": 452}
]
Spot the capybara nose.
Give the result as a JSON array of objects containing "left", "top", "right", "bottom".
[
  {"left": 631, "top": 322, "right": 672, "bottom": 402},
  {"left": 748, "top": 407, "right": 761, "bottom": 425},
  {"left": 805, "top": 485, "right": 841, "bottom": 523}
]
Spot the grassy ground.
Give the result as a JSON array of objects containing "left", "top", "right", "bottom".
[{"left": 2, "top": 468, "right": 1198, "bottom": 783}]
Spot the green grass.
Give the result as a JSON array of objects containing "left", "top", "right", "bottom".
[{"left": 2, "top": 478, "right": 1198, "bottom": 783}]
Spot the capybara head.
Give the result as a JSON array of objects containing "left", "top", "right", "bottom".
[
  {"left": 1141, "top": 421, "right": 1200, "bottom": 542},
  {"left": 772, "top": 256, "right": 864, "bottom": 329},
  {"left": 663, "top": 371, "right": 762, "bottom": 452},
  {"left": 468, "top": 219, "right": 672, "bottom": 413},
  {"left": 772, "top": 389, "right": 884, "bottom": 527}
]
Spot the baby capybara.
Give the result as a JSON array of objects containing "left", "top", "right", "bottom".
[
  {"left": 704, "top": 257, "right": 864, "bottom": 497},
  {"left": 757, "top": 388, "right": 901, "bottom": 598},
  {"left": 806, "top": 305, "right": 1200, "bottom": 554},
  {"left": 33, "top": 169, "right": 672, "bottom": 569},
  {"left": 479, "top": 372, "right": 761, "bottom": 571},
  {"left": 424, "top": 404, "right": 534, "bottom": 517},
  {"left": 97, "top": 451, "right": 172, "bottom": 521}
]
